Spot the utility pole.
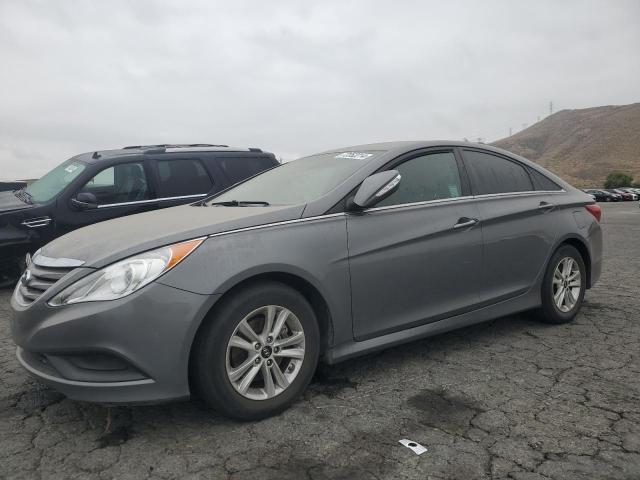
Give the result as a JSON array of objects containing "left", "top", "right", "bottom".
[
  {"left": 509, "top": 127, "right": 512, "bottom": 136},
  {"left": 549, "top": 101, "right": 553, "bottom": 116}
]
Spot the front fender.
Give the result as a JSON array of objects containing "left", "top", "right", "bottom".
[{"left": 157, "top": 215, "right": 354, "bottom": 345}]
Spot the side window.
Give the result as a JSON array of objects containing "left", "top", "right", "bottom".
[
  {"left": 218, "top": 156, "right": 276, "bottom": 184},
  {"left": 463, "top": 150, "right": 533, "bottom": 195},
  {"left": 156, "top": 158, "right": 213, "bottom": 197},
  {"left": 528, "top": 168, "right": 562, "bottom": 191},
  {"left": 79, "top": 162, "right": 149, "bottom": 205},
  {"left": 376, "top": 152, "right": 462, "bottom": 207}
]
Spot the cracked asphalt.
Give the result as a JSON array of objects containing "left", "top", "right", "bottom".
[{"left": 1, "top": 202, "right": 639, "bottom": 480}]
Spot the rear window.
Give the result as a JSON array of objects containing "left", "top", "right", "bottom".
[
  {"left": 463, "top": 150, "right": 533, "bottom": 195},
  {"left": 156, "top": 158, "right": 213, "bottom": 197},
  {"left": 528, "top": 168, "right": 562, "bottom": 191},
  {"left": 218, "top": 156, "right": 277, "bottom": 184}
]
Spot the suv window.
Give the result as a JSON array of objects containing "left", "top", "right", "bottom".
[
  {"left": 463, "top": 150, "right": 533, "bottom": 195},
  {"left": 79, "top": 162, "right": 149, "bottom": 205},
  {"left": 218, "top": 156, "right": 276, "bottom": 184},
  {"left": 376, "top": 152, "right": 462, "bottom": 207},
  {"left": 156, "top": 158, "right": 213, "bottom": 197},
  {"left": 528, "top": 168, "right": 562, "bottom": 191}
]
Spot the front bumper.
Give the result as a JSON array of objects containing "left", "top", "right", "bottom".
[{"left": 11, "top": 281, "right": 219, "bottom": 404}]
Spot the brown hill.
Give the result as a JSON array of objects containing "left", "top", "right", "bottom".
[{"left": 493, "top": 103, "right": 640, "bottom": 187}]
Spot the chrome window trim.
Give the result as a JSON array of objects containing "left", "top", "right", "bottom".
[
  {"left": 208, "top": 213, "right": 346, "bottom": 239},
  {"left": 97, "top": 193, "right": 207, "bottom": 209},
  {"left": 363, "top": 189, "right": 567, "bottom": 213},
  {"left": 364, "top": 195, "right": 475, "bottom": 213},
  {"left": 472, "top": 189, "right": 566, "bottom": 200}
]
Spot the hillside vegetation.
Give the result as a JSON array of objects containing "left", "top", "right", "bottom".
[{"left": 493, "top": 103, "right": 640, "bottom": 187}]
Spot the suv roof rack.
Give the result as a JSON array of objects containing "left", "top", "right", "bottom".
[{"left": 123, "top": 144, "right": 229, "bottom": 150}]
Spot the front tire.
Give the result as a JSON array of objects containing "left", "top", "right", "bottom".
[
  {"left": 192, "top": 281, "right": 320, "bottom": 420},
  {"left": 537, "top": 245, "right": 586, "bottom": 324}
]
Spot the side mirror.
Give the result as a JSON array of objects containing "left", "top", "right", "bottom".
[
  {"left": 71, "top": 192, "right": 98, "bottom": 210},
  {"left": 348, "top": 170, "right": 401, "bottom": 211}
]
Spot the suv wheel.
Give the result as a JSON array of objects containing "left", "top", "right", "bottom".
[
  {"left": 192, "top": 282, "right": 319, "bottom": 420},
  {"left": 537, "top": 245, "right": 586, "bottom": 324}
]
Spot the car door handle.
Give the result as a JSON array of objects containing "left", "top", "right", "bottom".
[
  {"left": 537, "top": 201, "right": 555, "bottom": 211},
  {"left": 453, "top": 217, "right": 479, "bottom": 229}
]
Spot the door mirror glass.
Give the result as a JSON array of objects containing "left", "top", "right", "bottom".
[
  {"left": 349, "top": 170, "right": 401, "bottom": 210},
  {"left": 71, "top": 192, "right": 98, "bottom": 210}
]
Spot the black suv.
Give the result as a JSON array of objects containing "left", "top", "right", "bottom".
[{"left": 0, "top": 144, "right": 278, "bottom": 286}]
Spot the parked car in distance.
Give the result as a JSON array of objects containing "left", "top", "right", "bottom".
[
  {"left": 0, "top": 144, "right": 278, "bottom": 287},
  {"left": 584, "top": 189, "right": 620, "bottom": 202},
  {"left": 606, "top": 188, "right": 633, "bottom": 201},
  {"left": 10, "top": 141, "right": 602, "bottom": 420},
  {"left": 618, "top": 188, "right": 639, "bottom": 200}
]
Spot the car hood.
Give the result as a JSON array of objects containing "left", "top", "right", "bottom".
[
  {"left": 0, "top": 191, "right": 34, "bottom": 213},
  {"left": 40, "top": 203, "right": 306, "bottom": 268}
]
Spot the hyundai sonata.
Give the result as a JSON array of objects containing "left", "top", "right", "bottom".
[{"left": 11, "top": 141, "right": 602, "bottom": 419}]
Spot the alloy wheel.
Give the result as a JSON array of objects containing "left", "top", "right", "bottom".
[
  {"left": 552, "top": 257, "right": 581, "bottom": 312},
  {"left": 225, "top": 305, "right": 306, "bottom": 400}
]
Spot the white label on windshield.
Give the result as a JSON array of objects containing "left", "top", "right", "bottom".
[
  {"left": 65, "top": 164, "right": 78, "bottom": 173},
  {"left": 335, "top": 152, "right": 373, "bottom": 160}
]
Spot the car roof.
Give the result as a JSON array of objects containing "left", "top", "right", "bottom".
[
  {"left": 75, "top": 144, "right": 269, "bottom": 164},
  {"left": 318, "top": 140, "right": 521, "bottom": 159}
]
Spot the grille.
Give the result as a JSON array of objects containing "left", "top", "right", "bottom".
[{"left": 16, "top": 263, "right": 75, "bottom": 306}]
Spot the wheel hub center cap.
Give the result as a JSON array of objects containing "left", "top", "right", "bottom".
[{"left": 261, "top": 345, "right": 273, "bottom": 358}]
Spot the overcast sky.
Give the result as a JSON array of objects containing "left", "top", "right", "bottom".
[{"left": 1, "top": 0, "right": 638, "bottom": 179}]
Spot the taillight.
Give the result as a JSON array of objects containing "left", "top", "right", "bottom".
[{"left": 585, "top": 204, "right": 601, "bottom": 222}]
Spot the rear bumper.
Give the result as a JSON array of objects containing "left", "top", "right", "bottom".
[
  {"left": 588, "top": 222, "right": 603, "bottom": 288},
  {"left": 11, "top": 281, "right": 219, "bottom": 404}
]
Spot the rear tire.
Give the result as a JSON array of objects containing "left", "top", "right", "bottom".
[
  {"left": 536, "top": 245, "right": 586, "bottom": 324},
  {"left": 192, "top": 281, "right": 320, "bottom": 420}
]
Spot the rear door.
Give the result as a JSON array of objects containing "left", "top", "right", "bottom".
[
  {"left": 460, "top": 148, "right": 562, "bottom": 304},
  {"left": 150, "top": 157, "right": 214, "bottom": 208},
  {"left": 347, "top": 149, "right": 483, "bottom": 340}
]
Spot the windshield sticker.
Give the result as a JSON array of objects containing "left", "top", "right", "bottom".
[
  {"left": 65, "top": 164, "right": 79, "bottom": 173},
  {"left": 335, "top": 152, "right": 373, "bottom": 160}
]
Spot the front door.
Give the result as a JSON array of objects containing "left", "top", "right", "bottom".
[
  {"left": 56, "top": 161, "right": 158, "bottom": 235},
  {"left": 347, "top": 150, "right": 483, "bottom": 340}
]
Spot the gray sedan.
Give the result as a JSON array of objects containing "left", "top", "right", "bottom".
[{"left": 11, "top": 141, "right": 602, "bottom": 419}]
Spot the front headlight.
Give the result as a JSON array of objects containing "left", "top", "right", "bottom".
[{"left": 48, "top": 238, "right": 204, "bottom": 306}]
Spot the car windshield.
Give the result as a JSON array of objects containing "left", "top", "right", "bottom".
[
  {"left": 209, "top": 150, "right": 382, "bottom": 206},
  {"left": 25, "top": 158, "right": 87, "bottom": 203}
]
